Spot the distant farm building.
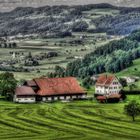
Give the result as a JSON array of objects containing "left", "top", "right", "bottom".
[
  {"left": 14, "top": 77, "right": 87, "bottom": 103},
  {"left": 122, "top": 76, "right": 139, "bottom": 84},
  {"left": 95, "top": 75, "right": 122, "bottom": 103}
]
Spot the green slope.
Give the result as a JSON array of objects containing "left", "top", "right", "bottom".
[
  {"left": 0, "top": 99, "right": 140, "bottom": 140},
  {"left": 117, "top": 58, "right": 140, "bottom": 77}
]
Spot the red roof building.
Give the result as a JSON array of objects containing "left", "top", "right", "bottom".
[
  {"left": 14, "top": 77, "right": 87, "bottom": 103},
  {"left": 95, "top": 74, "right": 122, "bottom": 97},
  {"left": 96, "top": 75, "right": 116, "bottom": 86},
  {"left": 14, "top": 86, "right": 36, "bottom": 103},
  {"left": 34, "top": 77, "right": 86, "bottom": 96},
  {"left": 96, "top": 94, "right": 122, "bottom": 103}
]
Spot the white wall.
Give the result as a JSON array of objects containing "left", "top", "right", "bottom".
[
  {"left": 43, "top": 95, "right": 86, "bottom": 101},
  {"left": 14, "top": 94, "right": 87, "bottom": 103},
  {"left": 15, "top": 96, "right": 35, "bottom": 103},
  {"left": 95, "top": 86, "right": 106, "bottom": 95},
  {"left": 108, "top": 78, "right": 122, "bottom": 95}
]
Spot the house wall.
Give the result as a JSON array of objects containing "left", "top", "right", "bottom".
[
  {"left": 108, "top": 78, "right": 122, "bottom": 95},
  {"left": 42, "top": 94, "right": 86, "bottom": 102},
  {"left": 14, "top": 94, "right": 87, "bottom": 103},
  {"left": 14, "top": 95, "right": 36, "bottom": 103},
  {"left": 95, "top": 86, "right": 106, "bottom": 95}
]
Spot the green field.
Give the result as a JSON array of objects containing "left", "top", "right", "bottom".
[{"left": 0, "top": 96, "right": 140, "bottom": 140}]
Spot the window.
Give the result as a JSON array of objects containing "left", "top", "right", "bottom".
[{"left": 113, "top": 82, "right": 118, "bottom": 85}]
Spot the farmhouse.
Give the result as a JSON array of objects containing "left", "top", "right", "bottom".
[
  {"left": 95, "top": 74, "right": 122, "bottom": 96},
  {"left": 14, "top": 77, "right": 86, "bottom": 103},
  {"left": 95, "top": 75, "right": 122, "bottom": 103}
]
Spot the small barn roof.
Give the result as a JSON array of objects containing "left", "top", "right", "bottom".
[
  {"left": 107, "top": 94, "right": 121, "bottom": 99},
  {"left": 96, "top": 75, "right": 116, "bottom": 86},
  {"left": 96, "top": 96, "right": 106, "bottom": 100},
  {"left": 34, "top": 77, "right": 86, "bottom": 96},
  {"left": 26, "top": 80, "right": 37, "bottom": 87},
  {"left": 15, "top": 86, "right": 36, "bottom": 96},
  {"left": 96, "top": 94, "right": 121, "bottom": 100}
]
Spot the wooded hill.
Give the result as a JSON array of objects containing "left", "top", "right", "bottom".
[
  {"left": 49, "top": 30, "right": 140, "bottom": 78},
  {"left": 1, "top": 4, "right": 140, "bottom": 37}
]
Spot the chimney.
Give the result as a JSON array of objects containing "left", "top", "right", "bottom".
[{"left": 105, "top": 74, "right": 107, "bottom": 79}]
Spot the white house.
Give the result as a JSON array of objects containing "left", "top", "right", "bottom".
[{"left": 95, "top": 75, "right": 122, "bottom": 96}]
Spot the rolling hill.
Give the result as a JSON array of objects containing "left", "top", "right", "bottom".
[
  {"left": 0, "top": 4, "right": 140, "bottom": 37},
  {"left": 1, "top": 0, "right": 140, "bottom": 12}
]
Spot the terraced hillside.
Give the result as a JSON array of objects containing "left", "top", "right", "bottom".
[{"left": 0, "top": 99, "right": 140, "bottom": 140}]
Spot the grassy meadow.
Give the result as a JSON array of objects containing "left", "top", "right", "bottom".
[
  {"left": 0, "top": 96, "right": 140, "bottom": 140},
  {"left": 117, "top": 58, "right": 140, "bottom": 77}
]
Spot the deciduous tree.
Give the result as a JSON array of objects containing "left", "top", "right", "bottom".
[{"left": 124, "top": 100, "right": 140, "bottom": 121}]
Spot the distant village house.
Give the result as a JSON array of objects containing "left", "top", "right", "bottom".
[{"left": 122, "top": 76, "right": 139, "bottom": 84}]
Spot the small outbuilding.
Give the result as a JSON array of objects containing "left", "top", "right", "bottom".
[
  {"left": 96, "top": 94, "right": 122, "bottom": 103},
  {"left": 14, "top": 86, "right": 36, "bottom": 103}
]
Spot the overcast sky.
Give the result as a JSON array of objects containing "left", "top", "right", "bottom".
[{"left": 0, "top": 0, "right": 138, "bottom": 12}]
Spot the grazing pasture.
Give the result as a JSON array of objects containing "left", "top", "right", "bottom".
[{"left": 0, "top": 97, "right": 140, "bottom": 140}]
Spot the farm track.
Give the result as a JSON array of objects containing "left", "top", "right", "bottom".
[{"left": 0, "top": 101, "right": 140, "bottom": 140}]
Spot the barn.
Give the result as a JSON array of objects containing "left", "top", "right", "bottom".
[{"left": 14, "top": 77, "right": 87, "bottom": 103}]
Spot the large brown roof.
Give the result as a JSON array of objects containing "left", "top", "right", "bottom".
[
  {"left": 34, "top": 77, "right": 86, "bottom": 96},
  {"left": 96, "top": 75, "right": 116, "bottom": 86},
  {"left": 15, "top": 86, "right": 36, "bottom": 96}
]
